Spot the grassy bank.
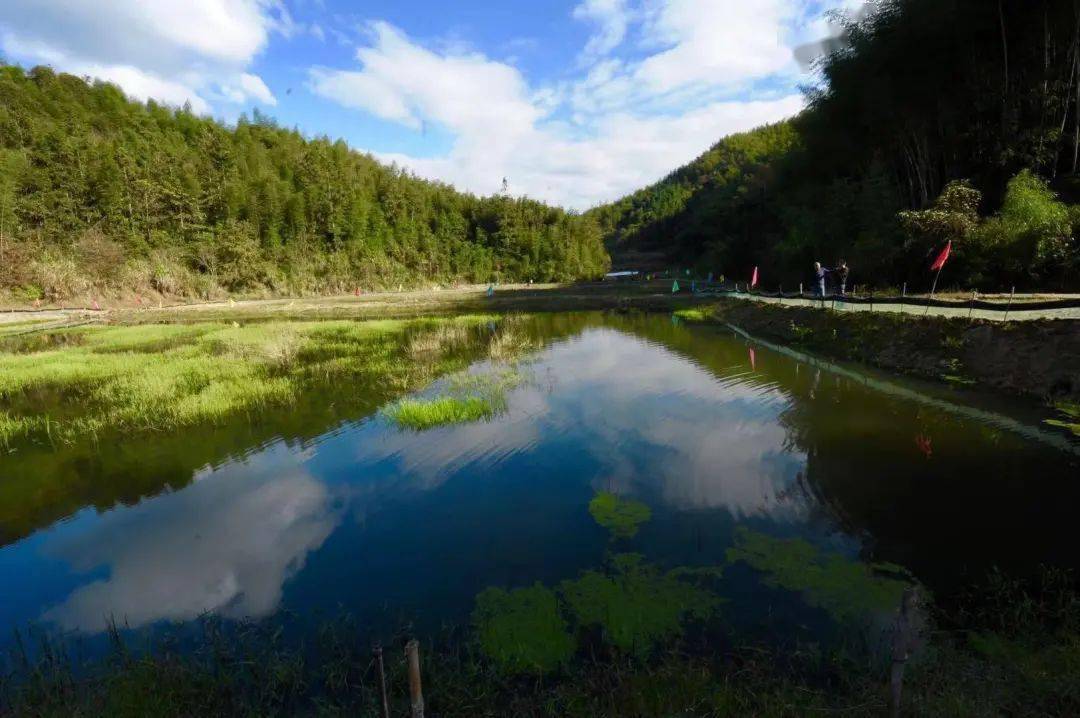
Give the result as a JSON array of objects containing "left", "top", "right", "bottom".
[
  {"left": 676, "top": 301, "right": 1080, "bottom": 406},
  {"left": 0, "top": 317, "right": 512, "bottom": 448}
]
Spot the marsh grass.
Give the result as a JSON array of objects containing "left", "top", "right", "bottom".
[
  {"left": 0, "top": 316, "right": 502, "bottom": 447},
  {"left": 384, "top": 395, "right": 499, "bottom": 431},
  {"left": 383, "top": 368, "right": 526, "bottom": 431}
]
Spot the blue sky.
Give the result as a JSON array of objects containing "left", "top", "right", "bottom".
[{"left": 0, "top": 0, "right": 864, "bottom": 209}]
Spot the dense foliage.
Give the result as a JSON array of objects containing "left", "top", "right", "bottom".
[
  {"left": 593, "top": 0, "right": 1080, "bottom": 291},
  {"left": 0, "top": 64, "right": 609, "bottom": 302}
]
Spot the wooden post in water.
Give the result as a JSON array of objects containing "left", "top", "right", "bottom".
[
  {"left": 373, "top": 645, "right": 390, "bottom": 718},
  {"left": 1003, "top": 286, "right": 1015, "bottom": 322},
  {"left": 900, "top": 283, "right": 907, "bottom": 315},
  {"left": 405, "top": 640, "right": 425, "bottom": 718},
  {"left": 779, "top": 285, "right": 783, "bottom": 306},
  {"left": 968, "top": 289, "right": 977, "bottom": 320}
]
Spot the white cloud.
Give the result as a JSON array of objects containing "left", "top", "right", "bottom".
[
  {"left": 573, "top": 0, "right": 632, "bottom": 62},
  {"left": 635, "top": 0, "right": 798, "bottom": 92},
  {"left": 0, "top": 0, "right": 280, "bottom": 113},
  {"left": 309, "top": 13, "right": 811, "bottom": 208},
  {"left": 43, "top": 446, "right": 340, "bottom": 632},
  {"left": 346, "top": 328, "right": 809, "bottom": 519},
  {"left": 312, "top": 22, "right": 541, "bottom": 139}
]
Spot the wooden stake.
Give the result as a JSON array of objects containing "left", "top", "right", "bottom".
[
  {"left": 405, "top": 640, "right": 424, "bottom": 718},
  {"left": 890, "top": 588, "right": 921, "bottom": 718},
  {"left": 373, "top": 645, "right": 390, "bottom": 718},
  {"left": 1004, "top": 286, "right": 1015, "bottom": 322}
]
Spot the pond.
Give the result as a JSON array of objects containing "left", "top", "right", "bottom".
[{"left": 1, "top": 311, "right": 1078, "bottom": 674}]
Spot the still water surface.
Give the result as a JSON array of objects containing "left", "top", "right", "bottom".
[{"left": 2, "top": 312, "right": 1078, "bottom": 661}]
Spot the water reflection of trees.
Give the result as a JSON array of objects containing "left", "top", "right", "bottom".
[
  {"left": 767, "top": 353, "right": 1080, "bottom": 596},
  {"left": 617, "top": 316, "right": 1080, "bottom": 596}
]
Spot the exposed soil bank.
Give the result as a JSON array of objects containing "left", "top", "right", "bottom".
[{"left": 704, "top": 300, "right": 1080, "bottom": 404}]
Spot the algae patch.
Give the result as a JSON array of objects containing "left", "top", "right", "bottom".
[
  {"left": 559, "top": 554, "right": 720, "bottom": 658},
  {"left": 726, "top": 528, "right": 910, "bottom": 623},
  {"left": 588, "top": 492, "right": 652, "bottom": 539},
  {"left": 472, "top": 584, "right": 576, "bottom": 674}
]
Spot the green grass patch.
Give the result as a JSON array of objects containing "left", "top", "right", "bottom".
[
  {"left": 0, "top": 316, "right": 502, "bottom": 446},
  {"left": 383, "top": 395, "right": 499, "bottom": 431},
  {"left": 383, "top": 367, "right": 525, "bottom": 431},
  {"left": 672, "top": 307, "right": 712, "bottom": 322}
]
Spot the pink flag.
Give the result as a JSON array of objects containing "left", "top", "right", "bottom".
[
  {"left": 930, "top": 241, "right": 952, "bottom": 272},
  {"left": 749, "top": 347, "right": 757, "bottom": 371},
  {"left": 751, "top": 266, "right": 759, "bottom": 288}
]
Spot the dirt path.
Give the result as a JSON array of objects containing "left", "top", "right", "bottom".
[
  {"left": 4, "top": 283, "right": 1080, "bottom": 327},
  {"left": 1, "top": 284, "right": 686, "bottom": 327}
]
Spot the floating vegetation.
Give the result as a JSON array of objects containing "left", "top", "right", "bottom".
[
  {"left": 672, "top": 308, "right": 710, "bottom": 323},
  {"left": 726, "top": 528, "right": 911, "bottom": 623},
  {"left": 383, "top": 395, "right": 501, "bottom": 431},
  {"left": 588, "top": 492, "right": 652, "bottom": 539},
  {"left": 383, "top": 368, "right": 525, "bottom": 431},
  {"left": 472, "top": 553, "right": 721, "bottom": 673},
  {"left": 560, "top": 554, "right": 720, "bottom": 657},
  {"left": 472, "top": 584, "right": 575, "bottom": 674}
]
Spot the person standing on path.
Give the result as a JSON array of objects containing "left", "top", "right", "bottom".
[
  {"left": 814, "top": 262, "right": 829, "bottom": 297},
  {"left": 835, "top": 260, "right": 849, "bottom": 298}
]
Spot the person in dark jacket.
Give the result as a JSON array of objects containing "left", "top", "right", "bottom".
[{"left": 835, "top": 260, "right": 849, "bottom": 297}]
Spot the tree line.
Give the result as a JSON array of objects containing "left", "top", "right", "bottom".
[
  {"left": 592, "top": 0, "right": 1080, "bottom": 291},
  {"left": 0, "top": 64, "right": 609, "bottom": 301}
]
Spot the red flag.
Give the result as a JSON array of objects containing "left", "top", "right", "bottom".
[
  {"left": 750, "top": 266, "right": 759, "bottom": 288},
  {"left": 930, "top": 241, "right": 952, "bottom": 272}
]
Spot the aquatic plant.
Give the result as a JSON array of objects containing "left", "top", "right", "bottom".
[
  {"left": 559, "top": 554, "right": 720, "bottom": 657},
  {"left": 383, "top": 368, "right": 525, "bottom": 431},
  {"left": 472, "top": 584, "right": 575, "bottom": 674},
  {"left": 672, "top": 308, "right": 710, "bottom": 323},
  {"left": 726, "top": 528, "right": 910, "bottom": 623},
  {"left": 383, "top": 396, "right": 500, "bottom": 431},
  {"left": 588, "top": 492, "right": 652, "bottom": 539},
  {"left": 0, "top": 316, "right": 499, "bottom": 446}
]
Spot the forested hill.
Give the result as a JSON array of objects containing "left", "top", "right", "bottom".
[
  {"left": 0, "top": 64, "right": 609, "bottom": 303},
  {"left": 593, "top": 0, "right": 1080, "bottom": 291}
]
